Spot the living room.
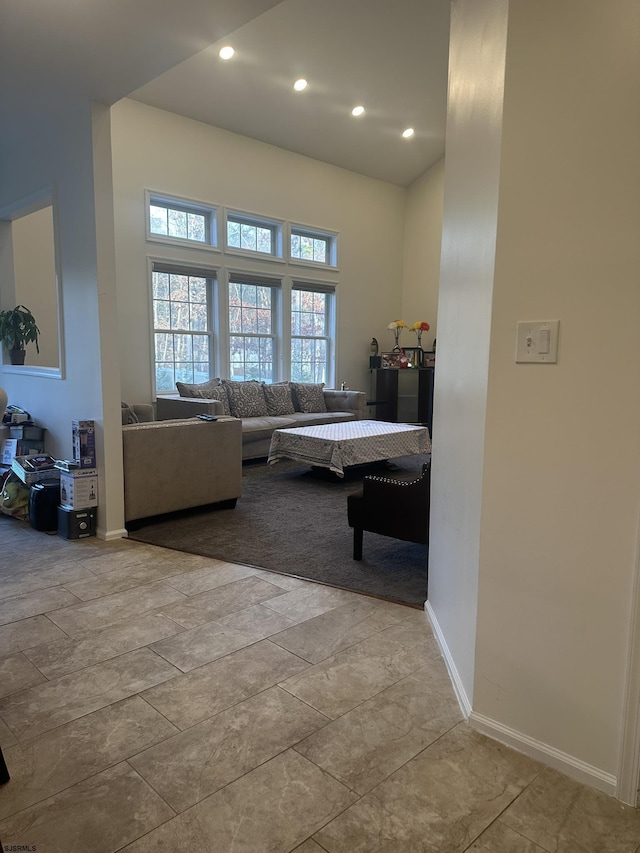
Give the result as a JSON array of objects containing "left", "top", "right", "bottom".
[{"left": 1, "top": 0, "right": 640, "bottom": 813}]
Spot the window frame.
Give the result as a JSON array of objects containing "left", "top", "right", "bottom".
[
  {"left": 288, "top": 223, "right": 338, "bottom": 269},
  {"left": 150, "top": 260, "right": 218, "bottom": 396},
  {"left": 146, "top": 190, "right": 218, "bottom": 250},
  {"left": 290, "top": 279, "right": 336, "bottom": 385},
  {"left": 227, "top": 272, "right": 282, "bottom": 383},
  {"left": 224, "top": 209, "right": 283, "bottom": 260}
]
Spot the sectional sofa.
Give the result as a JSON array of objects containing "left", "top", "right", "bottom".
[{"left": 156, "top": 379, "right": 367, "bottom": 461}]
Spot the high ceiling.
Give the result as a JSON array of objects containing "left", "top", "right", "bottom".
[
  {"left": 130, "top": 0, "right": 451, "bottom": 187},
  {"left": 0, "top": 0, "right": 450, "bottom": 188}
]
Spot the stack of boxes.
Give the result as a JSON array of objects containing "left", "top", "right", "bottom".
[{"left": 57, "top": 420, "right": 98, "bottom": 539}]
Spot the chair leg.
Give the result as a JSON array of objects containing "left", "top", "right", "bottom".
[{"left": 353, "top": 527, "right": 363, "bottom": 560}]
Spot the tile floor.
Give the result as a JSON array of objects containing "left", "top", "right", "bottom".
[{"left": 0, "top": 517, "right": 639, "bottom": 852}]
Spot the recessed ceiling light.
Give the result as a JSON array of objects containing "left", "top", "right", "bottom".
[
  {"left": 219, "top": 45, "right": 235, "bottom": 61},
  {"left": 293, "top": 78, "right": 308, "bottom": 92},
  {"left": 351, "top": 105, "right": 365, "bottom": 117},
  {"left": 402, "top": 127, "right": 415, "bottom": 139}
]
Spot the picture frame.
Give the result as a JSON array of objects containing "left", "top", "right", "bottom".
[
  {"left": 381, "top": 351, "right": 404, "bottom": 369},
  {"left": 402, "top": 347, "right": 423, "bottom": 367}
]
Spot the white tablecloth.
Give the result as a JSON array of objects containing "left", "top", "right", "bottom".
[{"left": 267, "top": 419, "right": 431, "bottom": 477}]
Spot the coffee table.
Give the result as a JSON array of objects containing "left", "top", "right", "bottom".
[{"left": 267, "top": 419, "right": 431, "bottom": 477}]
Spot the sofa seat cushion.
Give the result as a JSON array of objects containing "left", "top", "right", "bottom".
[
  {"left": 222, "top": 380, "right": 269, "bottom": 418},
  {"left": 288, "top": 411, "right": 356, "bottom": 427},
  {"left": 241, "top": 415, "right": 297, "bottom": 443}
]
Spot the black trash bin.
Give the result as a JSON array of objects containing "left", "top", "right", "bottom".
[{"left": 29, "top": 481, "right": 60, "bottom": 532}]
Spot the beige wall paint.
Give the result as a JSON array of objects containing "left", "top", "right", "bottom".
[
  {"left": 110, "top": 98, "right": 407, "bottom": 403},
  {"left": 11, "top": 206, "right": 59, "bottom": 369},
  {"left": 474, "top": 0, "right": 640, "bottom": 781},
  {"left": 401, "top": 158, "right": 444, "bottom": 351}
]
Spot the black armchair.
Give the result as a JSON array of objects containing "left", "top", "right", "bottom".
[{"left": 347, "top": 462, "right": 431, "bottom": 560}]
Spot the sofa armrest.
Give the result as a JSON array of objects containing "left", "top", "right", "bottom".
[
  {"left": 157, "top": 395, "right": 224, "bottom": 420},
  {"left": 323, "top": 389, "right": 366, "bottom": 419}
]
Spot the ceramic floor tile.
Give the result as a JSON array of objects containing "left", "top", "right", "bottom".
[
  {"left": 130, "top": 686, "right": 329, "bottom": 812},
  {"left": 73, "top": 544, "right": 168, "bottom": 576},
  {"left": 214, "top": 602, "right": 297, "bottom": 640},
  {"left": 121, "top": 750, "right": 357, "bottom": 853},
  {"left": 271, "top": 598, "right": 412, "bottom": 664},
  {"left": 0, "top": 762, "right": 175, "bottom": 853},
  {"left": 295, "top": 663, "right": 463, "bottom": 794},
  {"left": 46, "top": 581, "right": 187, "bottom": 634},
  {"left": 0, "top": 585, "right": 80, "bottom": 626},
  {"left": 262, "top": 584, "right": 360, "bottom": 622},
  {"left": 165, "top": 561, "right": 258, "bottom": 596},
  {"left": 0, "top": 714, "right": 18, "bottom": 748},
  {"left": 0, "top": 614, "right": 67, "bottom": 657},
  {"left": 23, "top": 612, "right": 184, "bottom": 679},
  {"left": 0, "top": 647, "right": 179, "bottom": 740},
  {"left": 142, "top": 639, "right": 309, "bottom": 730},
  {"left": 158, "top": 576, "right": 286, "bottom": 629},
  {"left": 0, "top": 563, "right": 94, "bottom": 601},
  {"left": 465, "top": 819, "right": 547, "bottom": 852},
  {"left": 150, "top": 619, "right": 257, "bottom": 672},
  {"left": 253, "top": 569, "right": 310, "bottom": 591},
  {"left": 501, "top": 766, "right": 640, "bottom": 852},
  {"left": 291, "top": 841, "right": 328, "bottom": 852},
  {"left": 0, "top": 695, "right": 178, "bottom": 819},
  {"left": 279, "top": 629, "right": 433, "bottom": 719},
  {"left": 314, "top": 724, "right": 540, "bottom": 852},
  {"left": 0, "top": 653, "right": 47, "bottom": 698},
  {"left": 61, "top": 560, "right": 185, "bottom": 601}
]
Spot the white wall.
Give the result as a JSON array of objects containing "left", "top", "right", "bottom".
[
  {"left": 401, "top": 159, "right": 444, "bottom": 351},
  {"left": 110, "top": 99, "right": 407, "bottom": 402},
  {"left": 427, "top": 0, "right": 509, "bottom": 712},
  {"left": 430, "top": 0, "right": 640, "bottom": 793},
  {"left": 0, "top": 100, "right": 124, "bottom": 538},
  {"left": 474, "top": 0, "right": 640, "bottom": 786}
]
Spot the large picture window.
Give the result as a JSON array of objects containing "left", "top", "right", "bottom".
[
  {"left": 228, "top": 276, "right": 278, "bottom": 381},
  {"left": 291, "top": 284, "right": 334, "bottom": 383},
  {"left": 152, "top": 265, "right": 214, "bottom": 392}
]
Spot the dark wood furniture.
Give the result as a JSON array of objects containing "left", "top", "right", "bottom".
[{"left": 369, "top": 367, "right": 434, "bottom": 431}]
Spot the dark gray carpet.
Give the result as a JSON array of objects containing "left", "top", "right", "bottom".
[{"left": 128, "top": 455, "right": 429, "bottom": 607}]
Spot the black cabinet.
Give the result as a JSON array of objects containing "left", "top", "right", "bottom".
[{"left": 369, "top": 368, "right": 434, "bottom": 432}]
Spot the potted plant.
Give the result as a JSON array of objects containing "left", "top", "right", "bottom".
[{"left": 0, "top": 305, "right": 40, "bottom": 365}]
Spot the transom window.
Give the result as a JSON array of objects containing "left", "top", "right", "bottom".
[
  {"left": 152, "top": 266, "right": 213, "bottom": 392},
  {"left": 290, "top": 226, "right": 337, "bottom": 267},
  {"left": 149, "top": 199, "right": 213, "bottom": 244},
  {"left": 291, "top": 285, "right": 334, "bottom": 383},
  {"left": 228, "top": 277, "right": 277, "bottom": 381},
  {"left": 227, "top": 213, "right": 279, "bottom": 256}
]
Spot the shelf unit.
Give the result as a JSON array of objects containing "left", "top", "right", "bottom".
[{"left": 369, "top": 368, "right": 434, "bottom": 432}]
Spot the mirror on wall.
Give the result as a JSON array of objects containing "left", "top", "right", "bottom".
[{"left": 0, "top": 189, "right": 64, "bottom": 377}]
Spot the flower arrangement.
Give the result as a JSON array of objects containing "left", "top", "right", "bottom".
[
  {"left": 387, "top": 320, "right": 407, "bottom": 350},
  {"left": 410, "top": 321, "right": 430, "bottom": 347}
]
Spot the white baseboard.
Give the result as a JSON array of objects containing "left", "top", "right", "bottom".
[
  {"left": 424, "top": 603, "right": 617, "bottom": 798},
  {"left": 425, "top": 601, "right": 473, "bottom": 718},
  {"left": 470, "top": 712, "right": 617, "bottom": 797},
  {"left": 97, "top": 527, "right": 128, "bottom": 541}
]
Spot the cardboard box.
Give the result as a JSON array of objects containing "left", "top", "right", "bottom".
[
  {"left": 1, "top": 438, "right": 18, "bottom": 465},
  {"left": 72, "top": 419, "right": 96, "bottom": 469},
  {"left": 59, "top": 468, "right": 98, "bottom": 510},
  {"left": 11, "top": 456, "right": 61, "bottom": 485}
]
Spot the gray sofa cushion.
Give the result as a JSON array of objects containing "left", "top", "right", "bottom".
[
  {"left": 262, "top": 382, "right": 295, "bottom": 416},
  {"left": 192, "top": 385, "right": 231, "bottom": 416},
  {"left": 290, "top": 382, "right": 327, "bottom": 413},
  {"left": 241, "top": 415, "right": 297, "bottom": 443},
  {"left": 176, "top": 379, "right": 221, "bottom": 397},
  {"left": 223, "top": 380, "right": 269, "bottom": 418}
]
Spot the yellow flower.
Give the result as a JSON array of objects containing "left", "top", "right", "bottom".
[
  {"left": 410, "top": 321, "right": 430, "bottom": 332},
  {"left": 387, "top": 320, "right": 407, "bottom": 330}
]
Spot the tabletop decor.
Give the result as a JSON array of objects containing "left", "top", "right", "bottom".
[
  {"left": 387, "top": 320, "right": 407, "bottom": 351},
  {"left": 410, "top": 321, "right": 430, "bottom": 348}
]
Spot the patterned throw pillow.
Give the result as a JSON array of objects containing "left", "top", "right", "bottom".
[
  {"left": 221, "top": 380, "right": 268, "bottom": 418},
  {"left": 192, "top": 385, "right": 231, "bottom": 416},
  {"left": 290, "top": 382, "right": 327, "bottom": 413},
  {"left": 262, "top": 383, "right": 295, "bottom": 416},
  {"left": 176, "top": 379, "right": 221, "bottom": 398},
  {"left": 121, "top": 402, "right": 139, "bottom": 425}
]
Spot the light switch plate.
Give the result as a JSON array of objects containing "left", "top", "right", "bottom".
[{"left": 515, "top": 320, "right": 559, "bottom": 363}]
